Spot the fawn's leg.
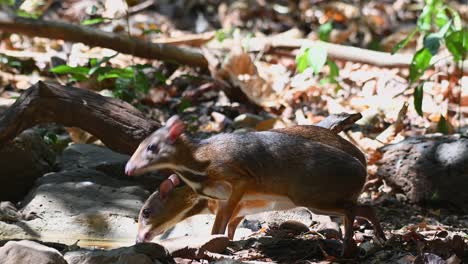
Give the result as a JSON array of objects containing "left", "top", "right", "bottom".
[{"left": 211, "top": 184, "right": 245, "bottom": 235}]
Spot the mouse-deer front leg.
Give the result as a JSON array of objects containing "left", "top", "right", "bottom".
[{"left": 211, "top": 182, "right": 246, "bottom": 235}]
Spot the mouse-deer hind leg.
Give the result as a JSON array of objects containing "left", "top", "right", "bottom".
[
  {"left": 342, "top": 208, "right": 358, "bottom": 258},
  {"left": 227, "top": 216, "right": 244, "bottom": 240},
  {"left": 355, "top": 204, "right": 386, "bottom": 242}
]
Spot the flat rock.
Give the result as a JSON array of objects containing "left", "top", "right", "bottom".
[
  {"left": 0, "top": 168, "right": 149, "bottom": 247},
  {"left": 61, "top": 144, "right": 130, "bottom": 177},
  {"left": 64, "top": 242, "right": 173, "bottom": 264},
  {"left": 377, "top": 135, "right": 468, "bottom": 210},
  {"left": 60, "top": 143, "right": 165, "bottom": 191},
  {"left": 0, "top": 129, "right": 55, "bottom": 201},
  {"left": 244, "top": 207, "right": 314, "bottom": 229},
  {"left": 0, "top": 240, "right": 67, "bottom": 264}
]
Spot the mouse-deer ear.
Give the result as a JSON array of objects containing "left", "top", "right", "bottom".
[
  {"left": 165, "top": 115, "right": 185, "bottom": 143},
  {"left": 159, "top": 174, "right": 181, "bottom": 201},
  {"left": 159, "top": 179, "right": 174, "bottom": 201}
]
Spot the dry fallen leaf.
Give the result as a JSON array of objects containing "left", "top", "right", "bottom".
[{"left": 221, "top": 46, "right": 281, "bottom": 108}]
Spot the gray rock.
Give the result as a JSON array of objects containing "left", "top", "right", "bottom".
[
  {"left": 314, "top": 215, "right": 342, "bottom": 239},
  {"left": 377, "top": 135, "right": 468, "bottom": 209},
  {"left": 278, "top": 220, "right": 309, "bottom": 235},
  {"left": 0, "top": 240, "right": 67, "bottom": 264},
  {"left": 0, "top": 201, "right": 21, "bottom": 222},
  {"left": 64, "top": 242, "right": 173, "bottom": 264},
  {"left": 60, "top": 143, "right": 165, "bottom": 190},
  {"left": 61, "top": 144, "right": 129, "bottom": 177},
  {"left": 0, "top": 169, "right": 149, "bottom": 246},
  {"left": 0, "top": 129, "right": 55, "bottom": 201}
]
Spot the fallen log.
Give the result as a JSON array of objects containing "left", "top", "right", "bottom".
[{"left": 0, "top": 81, "right": 159, "bottom": 154}]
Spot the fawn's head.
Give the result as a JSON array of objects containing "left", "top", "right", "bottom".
[{"left": 136, "top": 175, "right": 201, "bottom": 243}]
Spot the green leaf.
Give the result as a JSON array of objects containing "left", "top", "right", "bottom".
[
  {"left": 154, "top": 72, "right": 167, "bottom": 83},
  {"left": 414, "top": 83, "right": 424, "bottom": 116},
  {"left": 446, "top": 7, "right": 462, "bottom": 30},
  {"left": 437, "top": 115, "right": 449, "bottom": 134},
  {"left": 97, "top": 73, "right": 121, "bottom": 81},
  {"left": 81, "top": 17, "right": 105, "bottom": 26},
  {"left": 327, "top": 60, "right": 339, "bottom": 80},
  {"left": 113, "top": 77, "right": 135, "bottom": 101},
  {"left": 16, "top": 9, "right": 39, "bottom": 19},
  {"left": 295, "top": 48, "right": 310, "bottom": 73},
  {"left": 392, "top": 29, "right": 418, "bottom": 54},
  {"left": 50, "top": 65, "right": 90, "bottom": 75},
  {"left": 319, "top": 21, "right": 333, "bottom": 42},
  {"left": 89, "top": 58, "right": 98, "bottom": 67},
  {"left": 423, "top": 20, "right": 451, "bottom": 55},
  {"left": 417, "top": 5, "right": 434, "bottom": 31},
  {"left": 445, "top": 29, "right": 468, "bottom": 62},
  {"left": 134, "top": 70, "right": 150, "bottom": 93},
  {"left": 307, "top": 44, "right": 327, "bottom": 75},
  {"left": 423, "top": 34, "right": 441, "bottom": 55},
  {"left": 409, "top": 48, "right": 432, "bottom": 83},
  {"left": 434, "top": 8, "right": 450, "bottom": 28},
  {"left": 215, "top": 30, "right": 226, "bottom": 42},
  {"left": 178, "top": 98, "right": 192, "bottom": 113},
  {"left": 88, "top": 53, "right": 119, "bottom": 75},
  {"left": 143, "top": 29, "right": 162, "bottom": 35},
  {"left": 0, "top": 0, "right": 15, "bottom": 6}
]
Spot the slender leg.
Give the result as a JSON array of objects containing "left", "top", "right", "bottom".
[
  {"left": 227, "top": 216, "right": 244, "bottom": 240},
  {"left": 342, "top": 209, "right": 358, "bottom": 258},
  {"left": 211, "top": 184, "right": 245, "bottom": 235},
  {"left": 354, "top": 204, "right": 386, "bottom": 242}
]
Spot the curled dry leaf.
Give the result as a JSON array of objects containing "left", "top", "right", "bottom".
[{"left": 220, "top": 47, "right": 281, "bottom": 108}]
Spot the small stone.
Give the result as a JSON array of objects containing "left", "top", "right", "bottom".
[
  {"left": 278, "top": 220, "right": 309, "bottom": 235},
  {"left": 314, "top": 216, "right": 342, "bottom": 239},
  {"left": 0, "top": 240, "right": 67, "bottom": 264},
  {"left": 0, "top": 201, "right": 21, "bottom": 222},
  {"left": 233, "top": 113, "right": 263, "bottom": 128}
]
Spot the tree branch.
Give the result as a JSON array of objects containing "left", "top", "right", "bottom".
[
  {"left": 215, "top": 38, "right": 468, "bottom": 73},
  {"left": 0, "top": 12, "right": 208, "bottom": 69}
]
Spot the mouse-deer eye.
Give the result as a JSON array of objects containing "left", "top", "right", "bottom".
[
  {"left": 142, "top": 208, "right": 151, "bottom": 219},
  {"left": 146, "top": 144, "right": 159, "bottom": 153}
]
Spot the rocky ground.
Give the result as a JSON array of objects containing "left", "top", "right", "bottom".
[{"left": 0, "top": 127, "right": 466, "bottom": 264}]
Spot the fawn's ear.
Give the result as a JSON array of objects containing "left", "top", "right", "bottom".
[
  {"left": 159, "top": 174, "right": 181, "bottom": 201},
  {"left": 165, "top": 115, "right": 185, "bottom": 143}
]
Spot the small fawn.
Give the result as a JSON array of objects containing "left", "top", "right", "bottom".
[{"left": 126, "top": 114, "right": 385, "bottom": 256}]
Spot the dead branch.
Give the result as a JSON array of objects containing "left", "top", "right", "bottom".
[
  {"left": 0, "top": 81, "right": 159, "bottom": 154},
  {"left": 0, "top": 13, "right": 208, "bottom": 69},
  {"left": 215, "top": 38, "right": 468, "bottom": 73}
]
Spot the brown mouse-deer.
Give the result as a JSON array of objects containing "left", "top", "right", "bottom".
[
  {"left": 126, "top": 114, "right": 385, "bottom": 256},
  {"left": 135, "top": 113, "right": 379, "bottom": 242}
]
